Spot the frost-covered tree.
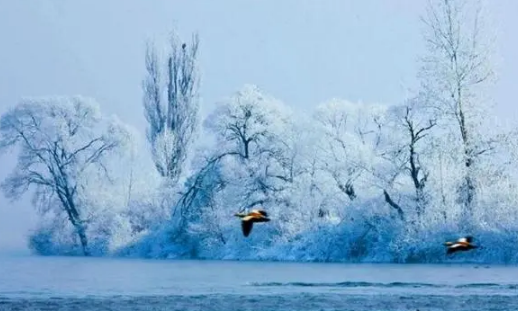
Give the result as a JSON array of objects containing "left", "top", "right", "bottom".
[
  {"left": 143, "top": 28, "right": 200, "bottom": 183},
  {"left": 419, "top": 0, "right": 495, "bottom": 219},
  {"left": 168, "top": 85, "right": 298, "bottom": 253},
  {"left": 203, "top": 84, "right": 295, "bottom": 209},
  {"left": 0, "top": 96, "right": 133, "bottom": 256},
  {"left": 313, "top": 99, "right": 386, "bottom": 203},
  {"left": 384, "top": 96, "right": 436, "bottom": 220}
]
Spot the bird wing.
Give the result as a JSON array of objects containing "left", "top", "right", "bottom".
[
  {"left": 250, "top": 210, "right": 269, "bottom": 219},
  {"left": 241, "top": 220, "right": 253, "bottom": 237},
  {"left": 257, "top": 210, "right": 268, "bottom": 217},
  {"left": 242, "top": 215, "right": 255, "bottom": 221},
  {"left": 457, "top": 236, "right": 473, "bottom": 244},
  {"left": 449, "top": 243, "right": 464, "bottom": 249}
]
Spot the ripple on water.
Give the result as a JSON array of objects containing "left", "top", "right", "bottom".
[{"left": 1, "top": 294, "right": 518, "bottom": 311}]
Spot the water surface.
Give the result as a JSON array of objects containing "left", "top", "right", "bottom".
[{"left": 1, "top": 255, "right": 517, "bottom": 310}]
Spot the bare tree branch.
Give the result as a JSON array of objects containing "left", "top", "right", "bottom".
[{"left": 143, "top": 28, "right": 200, "bottom": 183}]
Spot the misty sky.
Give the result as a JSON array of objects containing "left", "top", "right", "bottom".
[{"left": 1, "top": 0, "right": 517, "bottom": 253}]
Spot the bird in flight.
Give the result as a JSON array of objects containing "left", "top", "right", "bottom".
[
  {"left": 444, "top": 236, "right": 478, "bottom": 254},
  {"left": 234, "top": 209, "right": 270, "bottom": 237}
]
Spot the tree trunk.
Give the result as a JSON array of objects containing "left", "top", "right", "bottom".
[
  {"left": 76, "top": 222, "right": 90, "bottom": 256},
  {"left": 58, "top": 189, "right": 90, "bottom": 256},
  {"left": 409, "top": 144, "right": 424, "bottom": 218},
  {"left": 383, "top": 190, "right": 405, "bottom": 221},
  {"left": 459, "top": 99, "right": 476, "bottom": 222}
]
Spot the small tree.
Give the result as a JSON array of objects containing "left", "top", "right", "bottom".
[
  {"left": 385, "top": 97, "right": 436, "bottom": 219},
  {"left": 143, "top": 28, "right": 200, "bottom": 183},
  {"left": 420, "top": 0, "right": 495, "bottom": 220},
  {"left": 0, "top": 96, "right": 132, "bottom": 256}
]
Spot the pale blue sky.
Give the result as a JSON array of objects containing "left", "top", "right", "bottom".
[{"left": 1, "top": 0, "right": 517, "bottom": 253}]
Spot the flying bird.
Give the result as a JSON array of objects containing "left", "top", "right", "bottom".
[
  {"left": 234, "top": 209, "right": 270, "bottom": 237},
  {"left": 444, "top": 236, "right": 478, "bottom": 254}
]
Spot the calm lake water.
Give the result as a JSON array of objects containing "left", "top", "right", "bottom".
[{"left": 1, "top": 254, "right": 518, "bottom": 310}]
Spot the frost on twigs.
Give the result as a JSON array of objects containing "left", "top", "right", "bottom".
[
  {"left": 0, "top": 95, "right": 135, "bottom": 256},
  {"left": 143, "top": 28, "right": 200, "bottom": 184}
]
